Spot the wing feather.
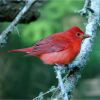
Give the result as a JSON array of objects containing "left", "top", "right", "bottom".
[{"left": 31, "top": 33, "right": 71, "bottom": 56}]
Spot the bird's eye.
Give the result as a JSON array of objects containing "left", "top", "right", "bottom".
[{"left": 76, "top": 32, "right": 80, "bottom": 37}]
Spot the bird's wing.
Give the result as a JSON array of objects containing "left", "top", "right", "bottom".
[{"left": 31, "top": 33, "right": 71, "bottom": 56}]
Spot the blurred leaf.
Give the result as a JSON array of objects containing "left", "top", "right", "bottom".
[{"left": 21, "top": 20, "right": 59, "bottom": 45}]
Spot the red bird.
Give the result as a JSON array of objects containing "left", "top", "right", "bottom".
[{"left": 9, "top": 26, "right": 90, "bottom": 65}]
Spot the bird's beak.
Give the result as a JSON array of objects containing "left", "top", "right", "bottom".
[{"left": 82, "top": 34, "right": 91, "bottom": 39}]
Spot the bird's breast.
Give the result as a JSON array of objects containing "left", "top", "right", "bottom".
[
  {"left": 39, "top": 48, "right": 76, "bottom": 64},
  {"left": 39, "top": 41, "right": 81, "bottom": 65}
]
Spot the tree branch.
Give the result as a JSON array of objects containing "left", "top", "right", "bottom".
[{"left": 0, "top": 0, "right": 36, "bottom": 46}]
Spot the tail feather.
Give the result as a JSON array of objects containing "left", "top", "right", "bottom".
[{"left": 9, "top": 47, "right": 33, "bottom": 53}]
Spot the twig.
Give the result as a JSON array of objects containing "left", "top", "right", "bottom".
[
  {"left": 79, "top": 0, "right": 90, "bottom": 15},
  {"left": 54, "top": 65, "right": 69, "bottom": 100},
  {"left": 0, "top": 0, "right": 36, "bottom": 46},
  {"left": 33, "top": 86, "right": 58, "bottom": 100}
]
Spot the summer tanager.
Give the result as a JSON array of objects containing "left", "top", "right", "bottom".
[{"left": 9, "top": 26, "right": 90, "bottom": 65}]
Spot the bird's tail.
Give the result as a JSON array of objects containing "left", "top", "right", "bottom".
[{"left": 9, "top": 47, "right": 33, "bottom": 54}]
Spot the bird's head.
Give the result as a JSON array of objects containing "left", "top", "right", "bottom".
[{"left": 68, "top": 26, "right": 91, "bottom": 41}]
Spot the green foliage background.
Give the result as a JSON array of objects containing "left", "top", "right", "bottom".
[{"left": 0, "top": 0, "right": 100, "bottom": 99}]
